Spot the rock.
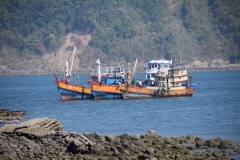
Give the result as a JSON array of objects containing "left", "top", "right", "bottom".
[
  {"left": 186, "top": 134, "right": 195, "bottom": 142},
  {"left": 212, "top": 150, "right": 222, "bottom": 157},
  {"left": 218, "top": 139, "right": 232, "bottom": 149},
  {"left": 0, "top": 117, "right": 63, "bottom": 138},
  {"left": 0, "top": 124, "right": 19, "bottom": 133},
  {"left": 146, "top": 130, "right": 158, "bottom": 137},
  {"left": 165, "top": 137, "right": 176, "bottom": 145},
  {"left": 0, "top": 118, "right": 240, "bottom": 159},
  {"left": 105, "top": 134, "right": 115, "bottom": 142},
  {"left": 195, "top": 137, "right": 206, "bottom": 148}
]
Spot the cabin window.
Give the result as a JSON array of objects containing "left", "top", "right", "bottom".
[
  {"left": 148, "top": 64, "right": 151, "bottom": 69},
  {"left": 152, "top": 64, "right": 154, "bottom": 68},
  {"left": 162, "top": 82, "right": 165, "bottom": 87},
  {"left": 155, "top": 64, "right": 157, "bottom": 68}
]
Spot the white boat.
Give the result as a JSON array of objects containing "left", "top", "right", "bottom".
[{"left": 145, "top": 59, "right": 172, "bottom": 86}]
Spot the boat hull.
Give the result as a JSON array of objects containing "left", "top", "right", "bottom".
[
  {"left": 121, "top": 91, "right": 153, "bottom": 99},
  {"left": 58, "top": 87, "right": 93, "bottom": 100},
  {"left": 92, "top": 91, "right": 123, "bottom": 100},
  {"left": 153, "top": 87, "right": 194, "bottom": 98},
  {"left": 91, "top": 83, "right": 123, "bottom": 100},
  {"left": 55, "top": 76, "right": 93, "bottom": 100},
  {"left": 120, "top": 86, "right": 154, "bottom": 99}
]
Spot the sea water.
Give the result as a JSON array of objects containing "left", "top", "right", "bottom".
[{"left": 0, "top": 71, "right": 240, "bottom": 143}]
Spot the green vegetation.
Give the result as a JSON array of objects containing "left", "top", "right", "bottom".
[{"left": 0, "top": 0, "right": 240, "bottom": 64}]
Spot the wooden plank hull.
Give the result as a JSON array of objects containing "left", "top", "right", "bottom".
[
  {"left": 120, "top": 86, "right": 154, "bottom": 99},
  {"left": 153, "top": 88, "right": 194, "bottom": 97},
  {"left": 120, "top": 86, "right": 194, "bottom": 99}
]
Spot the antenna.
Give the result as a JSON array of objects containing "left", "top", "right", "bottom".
[{"left": 179, "top": 52, "right": 182, "bottom": 65}]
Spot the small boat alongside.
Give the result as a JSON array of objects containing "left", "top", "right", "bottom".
[{"left": 55, "top": 46, "right": 93, "bottom": 100}]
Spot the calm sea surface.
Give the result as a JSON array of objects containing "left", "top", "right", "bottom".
[{"left": 0, "top": 71, "right": 240, "bottom": 143}]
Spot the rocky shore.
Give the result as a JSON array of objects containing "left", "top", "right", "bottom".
[
  {"left": 0, "top": 118, "right": 240, "bottom": 160},
  {"left": 0, "top": 60, "right": 240, "bottom": 76}
]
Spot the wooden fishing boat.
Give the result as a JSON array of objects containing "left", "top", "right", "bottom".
[
  {"left": 147, "top": 66, "right": 194, "bottom": 97},
  {"left": 89, "top": 59, "right": 125, "bottom": 100},
  {"left": 55, "top": 76, "right": 93, "bottom": 100},
  {"left": 121, "top": 64, "right": 194, "bottom": 99},
  {"left": 55, "top": 46, "right": 93, "bottom": 100}
]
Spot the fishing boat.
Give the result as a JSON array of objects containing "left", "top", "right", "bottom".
[
  {"left": 55, "top": 46, "right": 93, "bottom": 100},
  {"left": 89, "top": 59, "right": 125, "bottom": 100},
  {"left": 147, "top": 66, "right": 194, "bottom": 97},
  {"left": 121, "top": 60, "right": 194, "bottom": 98}
]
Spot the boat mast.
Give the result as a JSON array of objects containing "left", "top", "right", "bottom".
[
  {"left": 65, "top": 60, "right": 69, "bottom": 79},
  {"left": 179, "top": 52, "right": 182, "bottom": 65},
  {"left": 69, "top": 46, "right": 76, "bottom": 77},
  {"left": 132, "top": 58, "right": 138, "bottom": 80},
  {"left": 96, "top": 59, "right": 101, "bottom": 82},
  {"left": 172, "top": 61, "right": 174, "bottom": 87}
]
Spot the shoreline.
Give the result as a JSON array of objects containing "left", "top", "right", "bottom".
[
  {"left": 0, "top": 66, "right": 240, "bottom": 76},
  {"left": 0, "top": 118, "right": 240, "bottom": 159}
]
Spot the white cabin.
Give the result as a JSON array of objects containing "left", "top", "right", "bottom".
[{"left": 145, "top": 59, "right": 172, "bottom": 84}]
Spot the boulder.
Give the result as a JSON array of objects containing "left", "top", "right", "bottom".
[
  {"left": 195, "top": 137, "right": 206, "bottom": 147},
  {"left": 146, "top": 130, "right": 158, "bottom": 138},
  {"left": 218, "top": 139, "right": 232, "bottom": 149},
  {"left": 0, "top": 117, "right": 63, "bottom": 138}
]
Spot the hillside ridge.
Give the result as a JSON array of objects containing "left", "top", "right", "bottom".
[
  {"left": 0, "top": 33, "right": 239, "bottom": 76},
  {"left": 0, "top": 0, "right": 240, "bottom": 75}
]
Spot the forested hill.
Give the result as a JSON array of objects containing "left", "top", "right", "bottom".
[{"left": 0, "top": 0, "right": 240, "bottom": 75}]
